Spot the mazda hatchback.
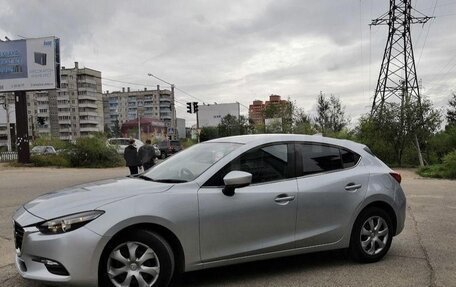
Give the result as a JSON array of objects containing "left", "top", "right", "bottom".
[{"left": 13, "top": 134, "right": 406, "bottom": 287}]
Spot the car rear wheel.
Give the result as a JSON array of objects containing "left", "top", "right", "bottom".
[
  {"left": 349, "top": 207, "right": 393, "bottom": 263},
  {"left": 100, "top": 229, "right": 175, "bottom": 287}
]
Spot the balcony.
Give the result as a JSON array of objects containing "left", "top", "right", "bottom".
[
  {"left": 36, "top": 112, "right": 49, "bottom": 117},
  {"left": 36, "top": 95, "right": 49, "bottom": 101},
  {"left": 59, "top": 112, "right": 71, "bottom": 117},
  {"left": 59, "top": 127, "right": 71, "bottom": 132},
  {"left": 77, "top": 87, "right": 97, "bottom": 93},
  {"left": 57, "top": 103, "right": 70, "bottom": 109},
  {"left": 80, "top": 126, "right": 100, "bottom": 132},
  {"left": 79, "top": 111, "right": 99, "bottom": 117},
  {"left": 57, "top": 94, "right": 69, "bottom": 101},
  {"left": 80, "top": 119, "right": 99, "bottom": 124},
  {"left": 78, "top": 78, "right": 97, "bottom": 85},
  {"left": 58, "top": 119, "right": 71, "bottom": 124},
  {"left": 78, "top": 93, "right": 99, "bottom": 101},
  {"left": 79, "top": 102, "right": 98, "bottom": 109}
]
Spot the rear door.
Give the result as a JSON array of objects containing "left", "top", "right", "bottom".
[
  {"left": 294, "top": 143, "right": 369, "bottom": 247},
  {"left": 198, "top": 143, "right": 298, "bottom": 262}
]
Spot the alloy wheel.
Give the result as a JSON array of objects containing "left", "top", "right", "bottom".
[
  {"left": 360, "top": 216, "right": 389, "bottom": 256},
  {"left": 107, "top": 241, "right": 160, "bottom": 287}
]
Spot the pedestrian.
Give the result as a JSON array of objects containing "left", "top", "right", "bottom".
[
  {"left": 138, "top": 139, "right": 157, "bottom": 171},
  {"left": 124, "top": 138, "right": 141, "bottom": 175}
]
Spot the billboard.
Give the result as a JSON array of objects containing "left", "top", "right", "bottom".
[{"left": 0, "top": 36, "right": 60, "bottom": 92}]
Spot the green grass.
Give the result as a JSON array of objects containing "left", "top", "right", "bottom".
[{"left": 417, "top": 150, "right": 456, "bottom": 179}]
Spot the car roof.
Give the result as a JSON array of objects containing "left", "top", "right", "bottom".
[{"left": 207, "top": 134, "right": 366, "bottom": 152}]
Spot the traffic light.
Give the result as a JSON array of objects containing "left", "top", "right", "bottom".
[
  {"left": 186, "top": 102, "right": 192, "bottom": 114},
  {"left": 193, "top": 102, "right": 199, "bottom": 113}
]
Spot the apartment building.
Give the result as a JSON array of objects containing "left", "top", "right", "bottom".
[
  {"left": 102, "top": 85, "right": 176, "bottom": 139},
  {"left": 27, "top": 62, "right": 104, "bottom": 140},
  {"left": 248, "top": 95, "right": 289, "bottom": 125}
]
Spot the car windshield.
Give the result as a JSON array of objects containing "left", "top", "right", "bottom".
[
  {"left": 31, "top": 146, "right": 46, "bottom": 153},
  {"left": 144, "top": 142, "right": 242, "bottom": 182}
]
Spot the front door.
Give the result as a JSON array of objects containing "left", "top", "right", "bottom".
[{"left": 198, "top": 143, "right": 298, "bottom": 262}]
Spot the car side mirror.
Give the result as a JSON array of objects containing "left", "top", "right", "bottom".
[{"left": 222, "top": 171, "right": 252, "bottom": 197}]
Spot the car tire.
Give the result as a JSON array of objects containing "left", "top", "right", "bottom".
[
  {"left": 161, "top": 152, "right": 167, "bottom": 159},
  {"left": 99, "top": 229, "right": 175, "bottom": 287},
  {"left": 349, "top": 207, "right": 393, "bottom": 263}
]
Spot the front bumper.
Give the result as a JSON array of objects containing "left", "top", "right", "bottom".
[{"left": 13, "top": 207, "right": 109, "bottom": 286}]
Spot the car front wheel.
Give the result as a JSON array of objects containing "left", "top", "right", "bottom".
[
  {"left": 349, "top": 207, "right": 393, "bottom": 263},
  {"left": 100, "top": 229, "right": 175, "bottom": 287}
]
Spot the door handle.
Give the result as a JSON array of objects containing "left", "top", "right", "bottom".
[
  {"left": 274, "top": 194, "right": 296, "bottom": 203},
  {"left": 345, "top": 183, "right": 362, "bottom": 191}
]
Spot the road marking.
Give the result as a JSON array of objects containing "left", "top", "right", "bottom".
[{"left": 408, "top": 195, "right": 444, "bottom": 199}]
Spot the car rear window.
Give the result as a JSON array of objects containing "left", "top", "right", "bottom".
[
  {"left": 300, "top": 144, "right": 342, "bottom": 175},
  {"left": 297, "top": 143, "right": 361, "bottom": 176},
  {"left": 341, "top": 149, "right": 361, "bottom": 168}
]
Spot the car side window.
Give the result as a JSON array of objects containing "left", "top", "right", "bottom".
[
  {"left": 300, "top": 143, "right": 342, "bottom": 175},
  {"left": 340, "top": 148, "right": 360, "bottom": 168},
  {"left": 204, "top": 144, "right": 290, "bottom": 186}
]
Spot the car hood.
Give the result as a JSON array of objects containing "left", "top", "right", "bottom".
[{"left": 23, "top": 177, "right": 172, "bottom": 220}]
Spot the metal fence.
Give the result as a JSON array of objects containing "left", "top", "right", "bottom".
[{"left": 0, "top": 151, "right": 17, "bottom": 162}]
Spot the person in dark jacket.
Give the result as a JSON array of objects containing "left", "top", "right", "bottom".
[
  {"left": 124, "top": 139, "right": 141, "bottom": 175},
  {"left": 138, "top": 139, "right": 157, "bottom": 171}
]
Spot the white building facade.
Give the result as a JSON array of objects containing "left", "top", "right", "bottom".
[{"left": 197, "top": 103, "right": 240, "bottom": 127}]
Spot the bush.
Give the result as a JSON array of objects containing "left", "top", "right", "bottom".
[
  {"left": 180, "top": 138, "right": 197, "bottom": 149},
  {"left": 418, "top": 150, "right": 456, "bottom": 179},
  {"left": 32, "top": 136, "right": 70, "bottom": 151},
  {"left": 68, "top": 136, "right": 123, "bottom": 168},
  {"left": 31, "top": 154, "right": 70, "bottom": 167}
]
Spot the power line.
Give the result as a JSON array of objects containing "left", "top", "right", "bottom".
[
  {"left": 101, "top": 74, "right": 251, "bottom": 111},
  {"left": 417, "top": 0, "right": 438, "bottom": 68},
  {"left": 147, "top": 73, "right": 207, "bottom": 104}
]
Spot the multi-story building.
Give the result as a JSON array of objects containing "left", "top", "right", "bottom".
[
  {"left": 249, "top": 100, "right": 265, "bottom": 125},
  {"left": 102, "top": 85, "right": 176, "bottom": 139},
  {"left": 197, "top": 103, "right": 241, "bottom": 128},
  {"left": 248, "top": 95, "right": 289, "bottom": 125},
  {"left": 0, "top": 94, "right": 15, "bottom": 149},
  {"left": 27, "top": 62, "right": 104, "bottom": 140},
  {"left": 176, "top": 118, "right": 186, "bottom": 139}
]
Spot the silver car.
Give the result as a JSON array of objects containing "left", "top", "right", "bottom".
[{"left": 13, "top": 134, "right": 406, "bottom": 287}]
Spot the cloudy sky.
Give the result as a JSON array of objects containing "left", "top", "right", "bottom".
[{"left": 1, "top": 0, "right": 455, "bottom": 126}]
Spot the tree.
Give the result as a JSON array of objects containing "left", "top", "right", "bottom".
[
  {"left": 314, "top": 92, "right": 349, "bottom": 135},
  {"left": 112, "top": 119, "right": 121, "bottom": 137},
  {"left": 263, "top": 98, "right": 294, "bottom": 133},
  {"left": 447, "top": 93, "right": 456, "bottom": 126},
  {"left": 218, "top": 114, "right": 252, "bottom": 137},
  {"left": 200, "top": 127, "right": 219, "bottom": 142},
  {"left": 104, "top": 124, "right": 113, "bottom": 138},
  {"left": 293, "top": 108, "right": 317, "bottom": 135},
  {"left": 356, "top": 96, "right": 441, "bottom": 166}
]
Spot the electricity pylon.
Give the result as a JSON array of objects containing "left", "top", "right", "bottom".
[{"left": 371, "top": 0, "right": 432, "bottom": 116}]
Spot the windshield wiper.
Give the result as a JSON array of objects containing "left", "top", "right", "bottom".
[
  {"left": 152, "top": 179, "right": 188, "bottom": 183},
  {"left": 130, "top": 174, "right": 155, "bottom": 181}
]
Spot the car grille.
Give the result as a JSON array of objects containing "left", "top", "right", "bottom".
[{"left": 14, "top": 222, "right": 24, "bottom": 252}]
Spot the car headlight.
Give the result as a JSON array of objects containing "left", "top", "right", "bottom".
[{"left": 37, "top": 210, "right": 104, "bottom": 235}]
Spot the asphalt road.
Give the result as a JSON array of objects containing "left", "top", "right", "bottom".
[{"left": 0, "top": 165, "right": 455, "bottom": 287}]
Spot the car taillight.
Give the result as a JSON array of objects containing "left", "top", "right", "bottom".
[{"left": 390, "top": 172, "right": 402, "bottom": 184}]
